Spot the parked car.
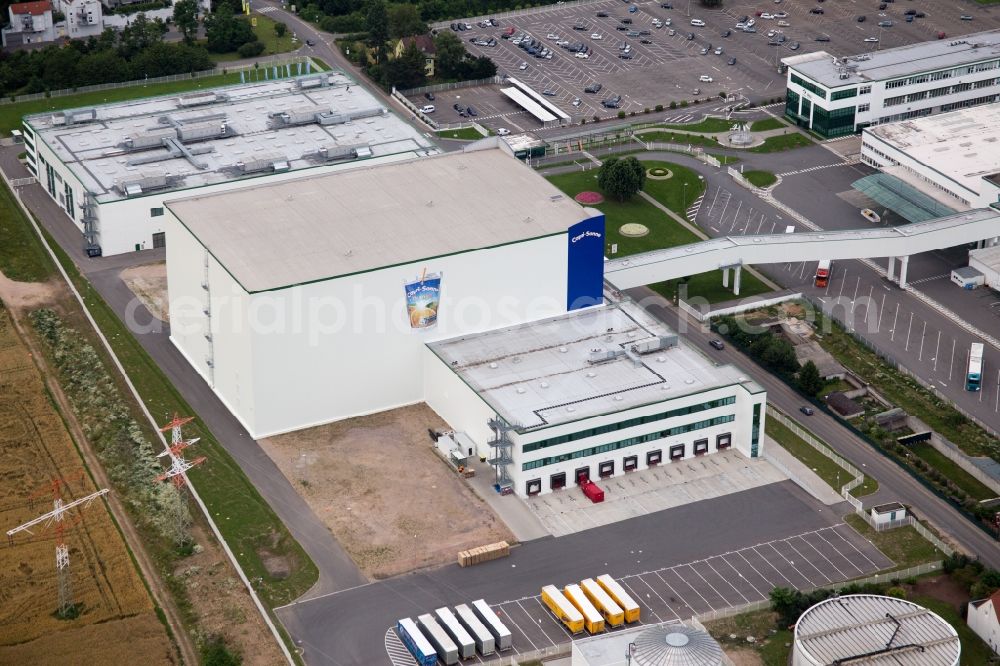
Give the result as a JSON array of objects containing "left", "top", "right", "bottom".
[
  {"left": 815, "top": 35, "right": 831, "bottom": 41},
  {"left": 518, "top": 61, "right": 528, "bottom": 70},
  {"left": 660, "top": 1, "right": 672, "bottom": 7},
  {"left": 878, "top": 20, "right": 892, "bottom": 27},
  {"left": 687, "top": 32, "right": 695, "bottom": 39},
  {"left": 961, "top": 15, "right": 974, "bottom": 21},
  {"left": 420, "top": 105, "right": 435, "bottom": 113},
  {"left": 709, "top": 339, "right": 725, "bottom": 350},
  {"left": 576, "top": 51, "right": 590, "bottom": 58},
  {"left": 621, "top": 17, "right": 633, "bottom": 24},
  {"left": 305, "top": 39, "right": 315, "bottom": 46},
  {"left": 628, "top": 30, "right": 640, "bottom": 37},
  {"left": 856, "top": 15, "right": 866, "bottom": 22},
  {"left": 584, "top": 82, "right": 603, "bottom": 93},
  {"left": 668, "top": 28, "right": 676, "bottom": 35},
  {"left": 542, "top": 89, "right": 556, "bottom": 96},
  {"left": 727, "top": 56, "right": 736, "bottom": 65},
  {"left": 602, "top": 95, "right": 622, "bottom": 108},
  {"left": 628, "top": 4, "right": 638, "bottom": 12},
  {"left": 496, "top": 127, "right": 510, "bottom": 136},
  {"left": 452, "top": 103, "right": 463, "bottom": 111},
  {"left": 466, "top": 106, "right": 478, "bottom": 116},
  {"left": 699, "top": 74, "right": 713, "bottom": 82},
  {"left": 619, "top": 52, "right": 634, "bottom": 59},
  {"left": 596, "top": 10, "right": 608, "bottom": 17},
  {"left": 760, "top": 12, "right": 773, "bottom": 19},
  {"left": 424, "top": 92, "right": 435, "bottom": 100},
  {"left": 789, "top": 41, "right": 800, "bottom": 50},
  {"left": 714, "top": 46, "right": 723, "bottom": 54},
  {"left": 572, "top": 97, "right": 581, "bottom": 106},
  {"left": 809, "top": 7, "right": 824, "bottom": 14},
  {"left": 591, "top": 32, "right": 603, "bottom": 39},
  {"left": 864, "top": 36, "right": 879, "bottom": 42},
  {"left": 774, "top": 11, "right": 787, "bottom": 18},
  {"left": 640, "top": 38, "right": 653, "bottom": 44},
  {"left": 700, "top": 46, "right": 709, "bottom": 54},
  {"left": 721, "top": 29, "right": 731, "bottom": 37}
]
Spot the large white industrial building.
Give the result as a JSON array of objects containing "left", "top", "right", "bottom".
[
  {"left": 426, "top": 299, "right": 765, "bottom": 497},
  {"left": 783, "top": 30, "right": 1000, "bottom": 138},
  {"left": 164, "top": 143, "right": 764, "bottom": 496},
  {"left": 22, "top": 70, "right": 437, "bottom": 257}
]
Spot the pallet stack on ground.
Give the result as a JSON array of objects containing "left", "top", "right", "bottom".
[{"left": 457, "top": 540, "right": 510, "bottom": 567}]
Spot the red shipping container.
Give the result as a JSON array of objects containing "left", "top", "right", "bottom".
[{"left": 581, "top": 480, "right": 604, "bottom": 503}]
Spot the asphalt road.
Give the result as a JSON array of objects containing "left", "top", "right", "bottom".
[
  {"left": 277, "top": 481, "right": 858, "bottom": 665},
  {"left": 626, "top": 287, "right": 1000, "bottom": 570}
]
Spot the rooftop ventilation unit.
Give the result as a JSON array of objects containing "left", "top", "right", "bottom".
[
  {"left": 177, "top": 120, "right": 230, "bottom": 143},
  {"left": 588, "top": 347, "right": 624, "bottom": 364},
  {"left": 52, "top": 107, "right": 98, "bottom": 126},
  {"left": 176, "top": 92, "right": 227, "bottom": 108},
  {"left": 271, "top": 104, "right": 326, "bottom": 126},
  {"left": 121, "top": 127, "right": 178, "bottom": 151},
  {"left": 234, "top": 152, "right": 287, "bottom": 174},
  {"left": 316, "top": 106, "right": 385, "bottom": 126},
  {"left": 115, "top": 170, "right": 179, "bottom": 196},
  {"left": 630, "top": 335, "right": 679, "bottom": 355},
  {"left": 295, "top": 74, "right": 329, "bottom": 90}
]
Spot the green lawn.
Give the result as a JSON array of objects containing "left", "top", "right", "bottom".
[
  {"left": 656, "top": 270, "right": 772, "bottom": 304},
  {"left": 5, "top": 192, "right": 318, "bottom": 610},
  {"left": 2, "top": 73, "right": 243, "bottom": 137},
  {"left": 709, "top": 153, "right": 739, "bottom": 165},
  {"left": 911, "top": 594, "right": 997, "bottom": 666},
  {"left": 657, "top": 117, "right": 733, "bottom": 133},
  {"left": 436, "top": 127, "right": 485, "bottom": 140},
  {"left": 0, "top": 181, "right": 55, "bottom": 282},
  {"left": 766, "top": 418, "right": 878, "bottom": 497},
  {"left": 749, "top": 133, "right": 814, "bottom": 153},
  {"left": 909, "top": 442, "right": 996, "bottom": 501},
  {"left": 640, "top": 160, "right": 706, "bottom": 217},
  {"left": 211, "top": 15, "right": 299, "bottom": 61},
  {"left": 845, "top": 514, "right": 945, "bottom": 570},
  {"left": 750, "top": 117, "right": 786, "bottom": 132},
  {"left": 639, "top": 130, "right": 720, "bottom": 148},
  {"left": 546, "top": 169, "right": 701, "bottom": 258},
  {"left": 743, "top": 169, "right": 778, "bottom": 188}
]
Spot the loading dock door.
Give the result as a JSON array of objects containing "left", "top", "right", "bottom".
[
  {"left": 550, "top": 472, "right": 566, "bottom": 491},
  {"left": 575, "top": 466, "right": 590, "bottom": 484}
]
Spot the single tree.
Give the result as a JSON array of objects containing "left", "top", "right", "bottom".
[
  {"left": 172, "top": 0, "right": 200, "bottom": 45},
  {"left": 364, "top": 0, "right": 389, "bottom": 61},
  {"left": 204, "top": 11, "right": 254, "bottom": 53},
  {"left": 797, "top": 360, "right": 824, "bottom": 396},
  {"left": 383, "top": 41, "right": 427, "bottom": 89},
  {"left": 387, "top": 4, "right": 426, "bottom": 39},
  {"left": 274, "top": 21, "right": 287, "bottom": 38},
  {"left": 433, "top": 30, "right": 466, "bottom": 79},
  {"left": 597, "top": 156, "right": 646, "bottom": 202}
]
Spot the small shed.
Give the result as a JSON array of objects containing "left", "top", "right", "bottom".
[
  {"left": 794, "top": 342, "right": 846, "bottom": 380},
  {"left": 951, "top": 265, "right": 985, "bottom": 289},
  {"left": 870, "top": 502, "right": 907, "bottom": 526},
  {"left": 875, "top": 407, "right": 908, "bottom": 431},
  {"left": 826, "top": 392, "right": 864, "bottom": 419}
]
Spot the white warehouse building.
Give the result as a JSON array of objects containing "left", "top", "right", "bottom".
[
  {"left": 22, "top": 70, "right": 437, "bottom": 257},
  {"left": 426, "top": 298, "right": 766, "bottom": 498},
  {"left": 860, "top": 102, "right": 1000, "bottom": 212},
  {"left": 165, "top": 145, "right": 607, "bottom": 440},
  {"left": 782, "top": 30, "right": 1000, "bottom": 138}
]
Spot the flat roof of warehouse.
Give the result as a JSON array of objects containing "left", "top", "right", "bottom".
[
  {"left": 784, "top": 29, "right": 1000, "bottom": 87},
  {"left": 865, "top": 102, "right": 1000, "bottom": 199},
  {"left": 428, "top": 299, "right": 761, "bottom": 432},
  {"left": 167, "top": 146, "right": 589, "bottom": 292},
  {"left": 25, "top": 71, "right": 436, "bottom": 204}
]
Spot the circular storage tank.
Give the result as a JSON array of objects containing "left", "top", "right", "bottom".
[
  {"left": 631, "top": 623, "right": 723, "bottom": 666},
  {"left": 793, "top": 594, "right": 960, "bottom": 666}
]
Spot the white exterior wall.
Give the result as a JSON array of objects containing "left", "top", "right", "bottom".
[
  {"left": 168, "top": 217, "right": 571, "bottom": 439},
  {"left": 25, "top": 124, "right": 423, "bottom": 256},
  {"left": 969, "top": 253, "right": 1000, "bottom": 290},
  {"left": 860, "top": 131, "right": 982, "bottom": 207},
  {"left": 786, "top": 60, "right": 1000, "bottom": 135},
  {"left": 967, "top": 600, "right": 1000, "bottom": 655},
  {"left": 62, "top": 0, "right": 102, "bottom": 39},
  {"left": 509, "top": 385, "right": 764, "bottom": 497},
  {"left": 423, "top": 348, "right": 497, "bottom": 461}
]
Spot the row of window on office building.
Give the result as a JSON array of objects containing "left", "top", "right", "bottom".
[
  {"left": 884, "top": 78, "right": 1000, "bottom": 107},
  {"left": 885, "top": 59, "right": 1000, "bottom": 90}
]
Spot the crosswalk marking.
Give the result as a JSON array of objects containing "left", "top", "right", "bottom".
[
  {"left": 687, "top": 194, "right": 705, "bottom": 222},
  {"left": 776, "top": 163, "right": 845, "bottom": 178},
  {"left": 908, "top": 273, "right": 950, "bottom": 286},
  {"left": 256, "top": 5, "right": 277, "bottom": 12}
]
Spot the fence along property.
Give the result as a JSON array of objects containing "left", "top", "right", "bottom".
[{"left": 766, "top": 407, "right": 954, "bottom": 556}]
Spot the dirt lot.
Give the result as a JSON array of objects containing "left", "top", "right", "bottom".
[
  {"left": 260, "top": 403, "right": 515, "bottom": 579},
  {"left": 0, "top": 304, "right": 173, "bottom": 659},
  {"left": 121, "top": 262, "right": 169, "bottom": 322}
]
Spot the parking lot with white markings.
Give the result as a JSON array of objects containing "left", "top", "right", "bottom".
[
  {"left": 385, "top": 522, "right": 893, "bottom": 664},
  {"left": 426, "top": 0, "right": 1000, "bottom": 133}
]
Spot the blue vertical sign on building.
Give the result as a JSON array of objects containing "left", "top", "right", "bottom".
[{"left": 566, "top": 214, "right": 606, "bottom": 311}]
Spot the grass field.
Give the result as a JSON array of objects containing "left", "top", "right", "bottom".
[
  {"left": 743, "top": 169, "right": 778, "bottom": 188},
  {"left": 0, "top": 306, "right": 172, "bottom": 660},
  {"left": 436, "top": 127, "right": 484, "bottom": 140},
  {"left": 1, "top": 73, "right": 243, "bottom": 137},
  {"left": 212, "top": 14, "right": 299, "bottom": 62},
  {"left": 766, "top": 418, "right": 878, "bottom": 497},
  {"left": 749, "top": 133, "right": 814, "bottom": 153},
  {"left": 750, "top": 117, "right": 786, "bottom": 132},
  {"left": 909, "top": 441, "right": 996, "bottom": 501},
  {"left": 640, "top": 160, "right": 706, "bottom": 217},
  {"left": 0, "top": 182, "right": 55, "bottom": 281},
  {"left": 844, "top": 514, "right": 944, "bottom": 570},
  {"left": 639, "top": 130, "right": 719, "bottom": 148}
]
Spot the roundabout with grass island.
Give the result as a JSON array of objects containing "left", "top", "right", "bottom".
[{"left": 646, "top": 166, "right": 673, "bottom": 180}]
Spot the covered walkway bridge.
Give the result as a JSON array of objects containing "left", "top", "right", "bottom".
[{"left": 604, "top": 208, "right": 1000, "bottom": 292}]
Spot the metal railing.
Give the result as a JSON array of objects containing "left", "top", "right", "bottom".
[{"left": 398, "top": 75, "right": 502, "bottom": 96}]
